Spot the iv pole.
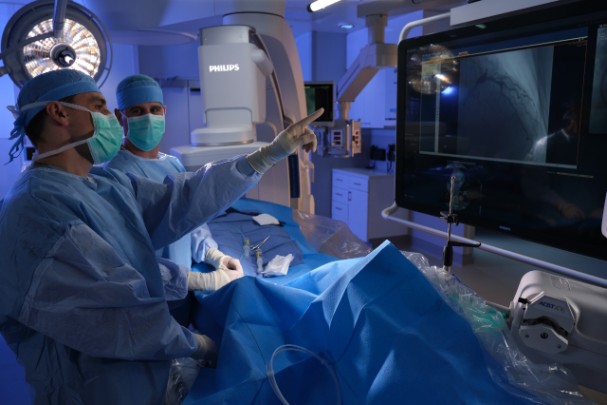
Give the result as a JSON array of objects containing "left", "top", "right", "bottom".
[{"left": 441, "top": 176, "right": 480, "bottom": 273}]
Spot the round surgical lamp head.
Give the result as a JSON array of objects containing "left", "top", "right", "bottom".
[{"left": 0, "top": 0, "right": 112, "bottom": 88}]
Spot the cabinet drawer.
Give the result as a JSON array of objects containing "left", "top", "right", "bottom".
[
  {"left": 332, "top": 187, "right": 348, "bottom": 204},
  {"left": 331, "top": 202, "right": 348, "bottom": 222},
  {"left": 332, "top": 172, "right": 348, "bottom": 189},
  {"left": 333, "top": 171, "right": 369, "bottom": 193},
  {"left": 347, "top": 176, "right": 368, "bottom": 193}
]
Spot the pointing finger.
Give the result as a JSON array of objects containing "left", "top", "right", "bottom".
[{"left": 295, "top": 108, "right": 324, "bottom": 129}]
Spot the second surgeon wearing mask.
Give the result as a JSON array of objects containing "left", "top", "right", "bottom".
[{"left": 106, "top": 75, "right": 242, "bottom": 325}]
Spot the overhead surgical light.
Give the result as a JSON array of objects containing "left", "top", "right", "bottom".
[
  {"left": 307, "top": 0, "right": 342, "bottom": 13},
  {"left": 0, "top": 0, "right": 112, "bottom": 87}
]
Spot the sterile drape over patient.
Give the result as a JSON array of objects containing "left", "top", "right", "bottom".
[
  {"left": 187, "top": 242, "right": 531, "bottom": 404},
  {"left": 179, "top": 204, "right": 587, "bottom": 404}
]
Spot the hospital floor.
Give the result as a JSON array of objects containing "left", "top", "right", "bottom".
[{"left": 372, "top": 235, "right": 607, "bottom": 404}]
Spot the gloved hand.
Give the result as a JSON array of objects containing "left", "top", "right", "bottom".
[
  {"left": 205, "top": 247, "right": 243, "bottom": 272},
  {"left": 187, "top": 268, "right": 243, "bottom": 291},
  {"left": 192, "top": 333, "right": 217, "bottom": 368},
  {"left": 188, "top": 247, "right": 244, "bottom": 291},
  {"left": 246, "top": 108, "right": 324, "bottom": 173}
]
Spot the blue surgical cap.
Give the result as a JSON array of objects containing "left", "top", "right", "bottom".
[
  {"left": 116, "top": 74, "right": 163, "bottom": 110},
  {"left": 7, "top": 69, "right": 99, "bottom": 162}
]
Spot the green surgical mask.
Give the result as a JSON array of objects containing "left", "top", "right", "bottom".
[{"left": 126, "top": 114, "right": 165, "bottom": 151}]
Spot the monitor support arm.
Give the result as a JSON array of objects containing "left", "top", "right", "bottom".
[{"left": 336, "top": 14, "right": 396, "bottom": 120}]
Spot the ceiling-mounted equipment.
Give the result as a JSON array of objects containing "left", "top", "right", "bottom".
[{"left": 0, "top": 0, "right": 112, "bottom": 87}]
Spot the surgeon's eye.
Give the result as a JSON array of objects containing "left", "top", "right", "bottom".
[
  {"left": 150, "top": 106, "right": 164, "bottom": 115},
  {"left": 95, "top": 104, "right": 110, "bottom": 114},
  {"left": 126, "top": 107, "right": 143, "bottom": 116}
]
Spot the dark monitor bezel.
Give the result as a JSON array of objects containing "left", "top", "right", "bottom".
[{"left": 395, "top": 0, "right": 607, "bottom": 260}]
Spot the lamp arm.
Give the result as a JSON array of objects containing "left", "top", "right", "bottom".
[
  {"left": 53, "top": 0, "right": 68, "bottom": 36},
  {"left": 0, "top": 32, "right": 54, "bottom": 62}
]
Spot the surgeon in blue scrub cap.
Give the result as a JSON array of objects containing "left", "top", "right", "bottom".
[
  {"left": 107, "top": 75, "right": 244, "bottom": 317},
  {"left": 0, "top": 69, "right": 323, "bottom": 404}
]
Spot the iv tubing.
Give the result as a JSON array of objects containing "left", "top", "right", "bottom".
[{"left": 267, "top": 344, "right": 341, "bottom": 405}]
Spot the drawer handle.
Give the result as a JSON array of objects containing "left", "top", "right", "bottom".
[
  {"left": 335, "top": 206, "right": 343, "bottom": 211},
  {"left": 335, "top": 192, "right": 344, "bottom": 197},
  {"left": 352, "top": 182, "right": 362, "bottom": 187}
]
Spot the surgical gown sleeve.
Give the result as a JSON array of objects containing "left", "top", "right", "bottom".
[
  {"left": 191, "top": 223, "right": 218, "bottom": 263},
  {"left": 158, "top": 258, "right": 189, "bottom": 301},
  {"left": 114, "top": 156, "right": 261, "bottom": 250},
  {"left": 18, "top": 222, "right": 199, "bottom": 360}
]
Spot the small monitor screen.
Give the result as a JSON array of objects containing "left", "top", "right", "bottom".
[
  {"left": 304, "top": 82, "right": 334, "bottom": 124},
  {"left": 396, "top": 2, "right": 607, "bottom": 260}
]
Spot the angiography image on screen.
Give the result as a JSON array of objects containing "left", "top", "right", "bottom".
[
  {"left": 419, "top": 39, "right": 587, "bottom": 168},
  {"left": 457, "top": 46, "right": 554, "bottom": 163}
]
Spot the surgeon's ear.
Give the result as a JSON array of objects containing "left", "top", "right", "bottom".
[
  {"left": 114, "top": 108, "right": 124, "bottom": 126},
  {"left": 45, "top": 102, "right": 70, "bottom": 126}
]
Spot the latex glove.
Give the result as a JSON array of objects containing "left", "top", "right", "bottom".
[
  {"left": 192, "top": 333, "right": 217, "bottom": 368},
  {"left": 246, "top": 108, "right": 324, "bottom": 173},
  {"left": 205, "top": 247, "right": 243, "bottom": 272},
  {"left": 188, "top": 248, "right": 244, "bottom": 291},
  {"left": 187, "top": 268, "right": 243, "bottom": 291}
]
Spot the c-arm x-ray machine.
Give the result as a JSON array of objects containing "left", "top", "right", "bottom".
[{"left": 170, "top": 0, "right": 314, "bottom": 213}]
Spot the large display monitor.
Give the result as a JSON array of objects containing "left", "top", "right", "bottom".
[{"left": 395, "top": 1, "right": 607, "bottom": 260}]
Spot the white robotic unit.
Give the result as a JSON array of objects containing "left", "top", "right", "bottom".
[
  {"left": 171, "top": 25, "right": 270, "bottom": 168},
  {"left": 509, "top": 270, "right": 607, "bottom": 393},
  {"left": 189, "top": 25, "right": 269, "bottom": 147},
  {"left": 170, "top": 24, "right": 277, "bottom": 197}
]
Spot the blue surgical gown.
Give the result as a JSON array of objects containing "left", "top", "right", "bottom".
[
  {"left": 0, "top": 156, "right": 260, "bottom": 404},
  {"left": 106, "top": 150, "right": 194, "bottom": 267},
  {"left": 106, "top": 149, "right": 217, "bottom": 325}
]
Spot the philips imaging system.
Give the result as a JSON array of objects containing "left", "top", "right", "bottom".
[{"left": 396, "top": 2, "right": 607, "bottom": 260}]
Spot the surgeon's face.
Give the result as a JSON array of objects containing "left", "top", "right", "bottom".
[
  {"left": 67, "top": 92, "right": 112, "bottom": 135},
  {"left": 116, "top": 102, "right": 165, "bottom": 135},
  {"left": 67, "top": 92, "right": 111, "bottom": 161},
  {"left": 124, "top": 102, "right": 165, "bottom": 117}
]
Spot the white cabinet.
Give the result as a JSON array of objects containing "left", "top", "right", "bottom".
[{"left": 332, "top": 168, "right": 407, "bottom": 241}]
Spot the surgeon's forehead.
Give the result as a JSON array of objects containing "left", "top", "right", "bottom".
[
  {"left": 125, "top": 101, "right": 163, "bottom": 110},
  {"left": 72, "top": 91, "right": 107, "bottom": 106}
]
